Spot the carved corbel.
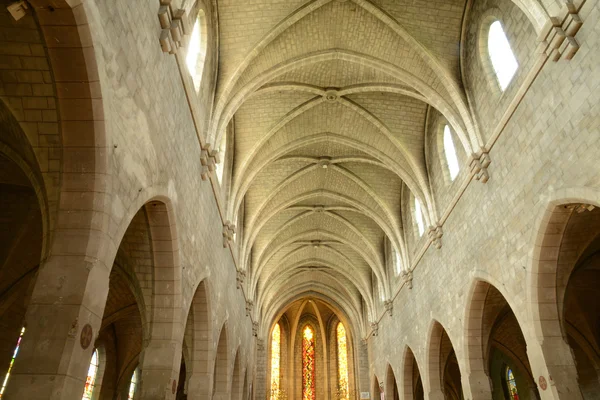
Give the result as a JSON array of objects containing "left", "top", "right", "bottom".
[
  {"left": 428, "top": 225, "right": 443, "bottom": 249},
  {"left": 370, "top": 322, "right": 379, "bottom": 336},
  {"left": 200, "top": 143, "right": 221, "bottom": 181},
  {"left": 222, "top": 221, "right": 236, "bottom": 248},
  {"left": 157, "top": 1, "right": 191, "bottom": 54},
  {"left": 537, "top": 1, "right": 584, "bottom": 61},
  {"left": 470, "top": 151, "right": 491, "bottom": 183},
  {"left": 384, "top": 300, "right": 393, "bottom": 317},
  {"left": 245, "top": 300, "right": 253, "bottom": 317},
  {"left": 401, "top": 270, "right": 413, "bottom": 289},
  {"left": 236, "top": 269, "right": 246, "bottom": 289}
]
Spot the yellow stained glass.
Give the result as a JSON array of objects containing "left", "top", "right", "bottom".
[
  {"left": 0, "top": 327, "right": 25, "bottom": 398},
  {"left": 302, "top": 326, "right": 315, "bottom": 400},
  {"left": 337, "top": 323, "right": 349, "bottom": 400},
  {"left": 270, "top": 323, "right": 281, "bottom": 400}
]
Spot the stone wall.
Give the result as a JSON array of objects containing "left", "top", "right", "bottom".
[{"left": 369, "top": 0, "right": 599, "bottom": 399}]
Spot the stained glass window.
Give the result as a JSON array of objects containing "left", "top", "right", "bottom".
[
  {"left": 443, "top": 125, "right": 460, "bottom": 181},
  {"left": 336, "top": 323, "right": 349, "bottom": 400},
  {"left": 270, "top": 323, "right": 281, "bottom": 400},
  {"left": 128, "top": 369, "right": 138, "bottom": 400},
  {"left": 0, "top": 327, "right": 25, "bottom": 398},
  {"left": 488, "top": 21, "right": 518, "bottom": 91},
  {"left": 505, "top": 367, "right": 519, "bottom": 400},
  {"left": 82, "top": 350, "right": 99, "bottom": 400},
  {"left": 302, "top": 326, "right": 315, "bottom": 400}
]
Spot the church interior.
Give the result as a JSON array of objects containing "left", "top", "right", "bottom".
[{"left": 0, "top": 0, "right": 598, "bottom": 399}]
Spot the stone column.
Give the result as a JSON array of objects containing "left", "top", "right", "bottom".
[
  {"left": 186, "top": 372, "right": 213, "bottom": 399},
  {"left": 139, "top": 339, "right": 184, "bottom": 400},
  {"left": 3, "top": 248, "right": 112, "bottom": 399},
  {"left": 254, "top": 338, "right": 267, "bottom": 400},
  {"left": 527, "top": 339, "right": 583, "bottom": 400}
]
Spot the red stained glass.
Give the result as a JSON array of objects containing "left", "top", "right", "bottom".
[{"left": 302, "top": 326, "right": 315, "bottom": 400}]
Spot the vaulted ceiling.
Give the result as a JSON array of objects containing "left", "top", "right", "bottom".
[{"left": 210, "top": 0, "right": 481, "bottom": 334}]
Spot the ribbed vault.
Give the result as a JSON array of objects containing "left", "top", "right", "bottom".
[{"left": 212, "top": 0, "right": 551, "bottom": 337}]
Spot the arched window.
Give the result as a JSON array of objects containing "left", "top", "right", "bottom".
[
  {"left": 0, "top": 327, "right": 25, "bottom": 397},
  {"left": 488, "top": 21, "right": 518, "bottom": 91},
  {"left": 504, "top": 367, "right": 519, "bottom": 400},
  {"left": 82, "top": 350, "right": 99, "bottom": 400},
  {"left": 269, "top": 323, "right": 281, "bottom": 400},
  {"left": 443, "top": 125, "right": 460, "bottom": 181},
  {"left": 302, "top": 326, "right": 315, "bottom": 400},
  {"left": 336, "top": 323, "right": 349, "bottom": 400},
  {"left": 414, "top": 198, "right": 425, "bottom": 236},
  {"left": 128, "top": 369, "right": 138, "bottom": 400},
  {"left": 186, "top": 12, "right": 206, "bottom": 91},
  {"left": 393, "top": 247, "right": 402, "bottom": 275},
  {"left": 215, "top": 135, "right": 226, "bottom": 183}
]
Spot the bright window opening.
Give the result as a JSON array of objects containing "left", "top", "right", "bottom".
[
  {"left": 82, "top": 350, "right": 99, "bottom": 400},
  {"left": 0, "top": 327, "right": 25, "bottom": 398},
  {"left": 269, "top": 323, "right": 281, "bottom": 400},
  {"left": 186, "top": 15, "right": 204, "bottom": 91},
  {"left": 443, "top": 125, "right": 460, "bottom": 181},
  {"left": 505, "top": 367, "right": 519, "bottom": 399},
  {"left": 415, "top": 198, "right": 425, "bottom": 236},
  {"left": 394, "top": 247, "right": 402, "bottom": 275},
  {"left": 216, "top": 135, "right": 226, "bottom": 183},
  {"left": 128, "top": 369, "right": 138, "bottom": 400},
  {"left": 488, "top": 21, "right": 518, "bottom": 91},
  {"left": 378, "top": 280, "right": 385, "bottom": 301},
  {"left": 302, "top": 326, "right": 315, "bottom": 400},
  {"left": 336, "top": 323, "right": 349, "bottom": 400}
]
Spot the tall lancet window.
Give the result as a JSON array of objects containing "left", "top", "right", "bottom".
[
  {"left": 414, "top": 198, "right": 425, "bottom": 236},
  {"left": 302, "top": 325, "right": 315, "bottom": 400},
  {"left": 336, "top": 323, "right": 349, "bottom": 400},
  {"left": 82, "top": 350, "right": 99, "bottom": 399},
  {"left": 270, "top": 323, "right": 281, "bottom": 400},
  {"left": 443, "top": 125, "right": 460, "bottom": 181},
  {"left": 488, "top": 21, "right": 518, "bottom": 90},
  {"left": 0, "top": 327, "right": 25, "bottom": 398}
]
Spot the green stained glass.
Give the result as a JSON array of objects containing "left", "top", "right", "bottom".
[{"left": 0, "top": 327, "right": 25, "bottom": 398}]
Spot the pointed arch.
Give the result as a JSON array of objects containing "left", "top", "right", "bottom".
[
  {"left": 231, "top": 348, "right": 242, "bottom": 400},
  {"left": 184, "top": 279, "right": 212, "bottom": 396},
  {"left": 213, "top": 322, "right": 230, "bottom": 399}
]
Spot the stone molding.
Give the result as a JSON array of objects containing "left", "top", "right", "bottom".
[
  {"left": 157, "top": 0, "right": 191, "bottom": 54},
  {"left": 428, "top": 225, "right": 443, "bottom": 249},
  {"left": 537, "top": 0, "right": 585, "bottom": 61},
  {"left": 200, "top": 143, "right": 221, "bottom": 181},
  {"left": 222, "top": 221, "right": 236, "bottom": 248},
  {"left": 370, "top": 322, "right": 378, "bottom": 336},
  {"left": 384, "top": 300, "right": 393, "bottom": 317},
  {"left": 401, "top": 270, "right": 413, "bottom": 290},
  {"left": 470, "top": 151, "right": 491, "bottom": 183},
  {"left": 236, "top": 269, "right": 246, "bottom": 289}
]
